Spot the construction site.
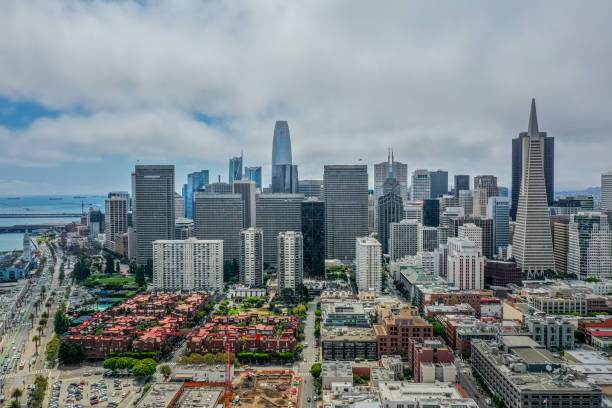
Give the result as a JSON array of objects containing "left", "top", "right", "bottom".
[{"left": 231, "top": 371, "right": 301, "bottom": 408}]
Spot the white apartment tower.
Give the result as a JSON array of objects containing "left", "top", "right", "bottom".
[
  {"left": 447, "top": 237, "right": 484, "bottom": 290},
  {"left": 568, "top": 212, "right": 612, "bottom": 280},
  {"left": 153, "top": 238, "right": 223, "bottom": 292},
  {"left": 411, "top": 170, "right": 431, "bottom": 201},
  {"left": 602, "top": 171, "right": 612, "bottom": 211},
  {"left": 389, "top": 219, "right": 419, "bottom": 261},
  {"left": 356, "top": 236, "right": 382, "bottom": 293},
  {"left": 277, "top": 231, "right": 304, "bottom": 293},
  {"left": 240, "top": 228, "right": 264, "bottom": 287},
  {"left": 513, "top": 99, "right": 555, "bottom": 278},
  {"left": 458, "top": 223, "right": 482, "bottom": 255},
  {"left": 104, "top": 196, "right": 128, "bottom": 251}
]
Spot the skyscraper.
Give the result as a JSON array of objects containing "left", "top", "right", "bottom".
[
  {"left": 389, "top": 220, "right": 419, "bottom": 261},
  {"left": 324, "top": 165, "right": 369, "bottom": 262},
  {"left": 256, "top": 194, "right": 303, "bottom": 267},
  {"left": 356, "top": 236, "right": 382, "bottom": 294},
  {"left": 423, "top": 199, "right": 440, "bottom": 227},
  {"left": 458, "top": 190, "right": 473, "bottom": 215},
  {"left": 458, "top": 223, "right": 482, "bottom": 254},
  {"left": 108, "top": 191, "right": 131, "bottom": 211},
  {"left": 272, "top": 121, "right": 298, "bottom": 193},
  {"left": 487, "top": 197, "right": 510, "bottom": 255},
  {"left": 448, "top": 216, "right": 494, "bottom": 259},
  {"left": 411, "top": 169, "right": 431, "bottom": 200},
  {"left": 185, "top": 170, "right": 209, "bottom": 219},
  {"left": 447, "top": 237, "right": 484, "bottom": 290},
  {"left": 454, "top": 175, "right": 470, "bottom": 197},
  {"left": 244, "top": 166, "right": 262, "bottom": 189},
  {"left": 512, "top": 101, "right": 554, "bottom": 219},
  {"left": 418, "top": 225, "right": 439, "bottom": 252},
  {"left": 277, "top": 231, "right": 303, "bottom": 293},
  {"left": 568, "top": 212, "right": 611, "bottom": 280},
  {"left": 374, "top": 149, "right": 408, "bottom": 200},
  {"left": 205, "top": 181, "right": 232, "bottom": 194},
  {"left": 233, "top": 179, "right": 257, "bottom": 228},
  {"left": 104, "top": 196, "right": 128, "bottom": 251},
  {"left": 498, "top": 187, "right": 509, "bottom": 198},
  {"left": 174, "top": 193, "right": 185, "bottom": 219},
  {"left": 430, "top": 170, "right": 449, "bottom": 198},
  {"left": 229, "top": 154, "right": 243, "bottom": 185},
  {"left": 240, "top": 228, "right": 264, "bottom": 287},
  {"left": 513, "top": 99, "right": 556, "bottom": 277},
  {"left": 193, "top": 192, "right": 243, "bottom": 262},
  {"left": 298, "top": 179, "right": 324, "bottom": 199},
  {"left": 602, "top": 171, "right": 612, "bottom": 211},
  {"left": 377, "top": 156, "right": 403, "bottom": 254},
  {"left": 302, "top": 198, "right": 325, "bottom": 277},
  {"left": 473, "top": 175, "right": 498, "bottom": 217},
  {"left": 153, "top": 238, "right": 223, "bottom": 292},
  {"left": 133, "top": 165, "right": 175, "bottom": 264}
]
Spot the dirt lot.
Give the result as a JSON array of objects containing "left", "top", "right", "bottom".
[{"left": 233, "top": 371, "right": 300, "bottom": 408}]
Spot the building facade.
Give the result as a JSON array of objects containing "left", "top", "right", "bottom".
[
  {"left": 423, "top": 199, "right": 440, "bottom": 227},
  {"left": 473, "top": 175, "right": 498, "bottom": 217},
  {"left": 458, "top": 189, "right": 473, "bottom": 215},
  {"left": 277, "top": 231, "right": 303, "bottom": 293},
  {"left": 418, "top": 225, "right": 439, "bottom": 252},
  {"left": 356, "top": 237, "right": 382, "bottom": 293},
  {"left": 185, "top": 170, "right": 209, "bottom": 219},
  {"left": 389, "top": 220, "right": 419, "bottom": 261},
  {"left": 430, "top": 170, "right": 449, "bottom": 198},
  {"left": 454, "top": 175, "right": 470, "bottom": 196},
  {"left": 602, "top": 171, "right": 612, "bottom": 211},
  {"left": 271, "top": 120, "right": 298, "bottom": 193},
  {"left": 411, "top": 169, "right": 431, "bottom": 201},
  {"left": 232, "top": 179, "right": 257, "bottom": 228},
  {"left": 447, "top": 237, "right": 484, "bottom": 290},
  {"left": 297, "top": 179, "right": 323, "bottom": 199},
  {"left": 244, "top": 166, "right": 262, "bottom": 189},
  {"left": 568, "top": 212, "right": 612, "bottom": 279},
  {"left": 487, "top": 196, "right": 510, "bottom": 255},
  {"left": 378, "top": 192, "right": 403, "bottom": 254},
  {"left": 104, "top": 196, "right": 127, "bottom": 252},
  {"left": 301, "top": 198, "right": 325, "bottom": 277},
  {"left": 239, "top": 228, "right": 264, "bottom": 288},
  {"left": 228, "top": 155, "right": 243, "bottom": 185}
]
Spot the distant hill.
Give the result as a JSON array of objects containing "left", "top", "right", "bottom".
[{"left": 555, "top": 187, "right": 601, "bottom": 200}]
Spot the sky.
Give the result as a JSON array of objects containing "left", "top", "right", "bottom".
[{"left": 0, "top": 0, "right": 611, "bottom": 196}]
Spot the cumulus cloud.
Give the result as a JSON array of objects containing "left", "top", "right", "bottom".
[{"left": 0, "top": 0, "right": 611, "bottom": 192}]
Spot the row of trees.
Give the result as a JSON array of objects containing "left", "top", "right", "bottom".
[
  {"left": 129, "top": 260, "right": 152, "bottom": 287},
  {"left": 58, "top": 341, "right": 84, "bottom": 365},
  {"left": 177, "top": 352, "right": 239, "bottom": 366},
  {"left": 30, "top": 375, "right": 48, "bottom": 408},
  {"left": 54, "top": 302, "right": 71, "bottom": 335},
  {"left": 103, "top": 356, "right": 157, "bottom": 376}
]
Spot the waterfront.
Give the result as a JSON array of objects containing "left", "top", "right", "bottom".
[{"left": 0, "top": 233, "right": 24, "bottom": 251}]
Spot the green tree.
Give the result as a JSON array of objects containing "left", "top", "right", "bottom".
[
  {"left": 432, "top": 321, "right": 444, "bottom": 338},
  {"left": 115, "top": 261, "right": 121, "bottom": 274},
  {"left": 159, "top": 364, "right": 172, "bottom": 379},
  {"left": 574, "top": 329, "right": 586, "bottom": 343},
  {"left": 54, "top": 309, "right": 71, "bottom": 335},
  {"left": 11, "top": 388, "right": 23, "bottom": 400},
  {"left": 58, "top": 341, "right": 84, "bottom": 365},
  {"left": 29, "top": 313, "right": 35, "bottom": 328},
  {"left": 132, "top": 358, "right": 157, "bottom": 377},
  {"left": 104, "top": 254, "right": 115, "bottom": 274},
  {"left": 310, "top": 363, "right": 322, "bottom": 378},
  {"left": 10, "top": 400, "right": 21, "bottom": 408},
  {"left": 46, "top": 335, "right": 61, "bottom": 361},
  {"left": 144, "top": 259, "right": 153, "bottom": 279},
  {"left": 135, "top": 265, "right": 146, "bottom": 287}
]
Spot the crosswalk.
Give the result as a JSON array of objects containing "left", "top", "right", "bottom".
[{"left": 0, "top": 369, "right": 48, "bottom": 380}]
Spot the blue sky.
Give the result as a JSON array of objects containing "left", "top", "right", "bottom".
[{"left": 1, "top": 1, "right": 612, "bottom": 195}]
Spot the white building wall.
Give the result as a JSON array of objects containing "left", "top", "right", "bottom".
[{"left": 356, "top": 237, "right": 382, "bottom": 293}]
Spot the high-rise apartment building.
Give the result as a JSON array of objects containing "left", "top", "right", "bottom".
[
  {"left": 272, "top": 121, "right": 298, "bottom": 193},
  {"left": 324, "top": 165, "right": 369, "bottom": 262},
  {"left": 302, "top": 198, "right": 325, "bottom": 277},
  {"left": 512, "top": 103, "right": 555, "bottom": 219},
  {"left": 454, "top": 175, "right": 470, "bottom": 197},
  {"left": 356, "top": 237, "right": 382, "bottom": 293},
  {"left": 423, "top": 199, "right": 440, "bottom": 227},
  {"left": 378, "top": 192, "right": 403, "bottom": 254},
  {"left": 104, "top": 196, "right": 128, "bottom": 252},
  {"left": 175, "top": 218, "right": 194, "bottom": 240},
  {"left": 389, "top": 219, "right": 419, "bottom": 261},
  {"left": 233, "top": 179, "right": 257, "bottom": 228},
  {"left": 473, "top": 175, "right": 498, "bottom": 217},
  {"left": 174, "top": 193, "right": 185, "bottom": 219},
  {"left": 256, "top": 194, "right": 303, "bottom": 267},
  {"left": 411, "top": 169, "right": 431, "bottom": 200},
  {"left": 447, "top": 237, "right": 484, "bottom": 290},
  {"left": 513, "top": 99, "right": 556, "bottom": 278},
  {"left": 418, "top": 225, "right": 439, "bottom": 252},
  {"left": 193, "top": 192, "right": 243, "bottom": 262},
  {"left": 430, "top": 170, "right": 449, "bottom": 198},
  {"left": 487, "top": 197, "right": 510, "bottom": 255},
  {"left": 568, "top": 212, "right": 612, "bottom": 280},
  {"left": 185, "top": 170, "right": 209, "bottom": 219},
  {"left": 449, "top": 216, "right": 494, "bottom": 259},
  {"left": 601, "top": 171, "right": 612, "bottom": 211},
  {"left": 133, "top": 165, "right": 175, "bottom": 264},
  {"left": 153, "top": 238, "right": 223, "bottom": 292},
  {"left": 87, "top": 209, "right": 104, "bottom": 238},
  {"left": 228, "top": 154, "right": 243, "bottom": 185},
  {"left": 108, "top": 191, "right": 132, "bottom": 211},
  {"left": 458, "top": 190, "right": 473, "bottom": 215},
  {"left": 244, "top": 166, "right": 262, "bottom": 189},
  {"left": 239, "top": 228, "right": 264, "bottom": 287},
  {"left": 458, "top": 223, "right": 482, "bottom": 255},
  {"left": 277, "top": 231, "right": 303, "bottom": 293},
  {"left": 298, "top": 179, "right": 324, "bottom": 199}
]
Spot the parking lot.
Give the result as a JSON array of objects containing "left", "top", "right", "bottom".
[{"left": 50, "top": 375, "right": 139, "bottom": 408}]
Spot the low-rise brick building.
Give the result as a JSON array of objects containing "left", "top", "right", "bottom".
[{"left": 373, "top": 311, "right": 432, "bottom": 357}]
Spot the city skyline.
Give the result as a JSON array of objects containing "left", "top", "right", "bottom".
[{"left": 1, "top": 2, "right": 612, "bottom": 195}]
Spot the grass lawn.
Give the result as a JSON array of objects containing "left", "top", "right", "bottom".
[{"left": 82, "top": 273, "right": 136, "bottom": 287}]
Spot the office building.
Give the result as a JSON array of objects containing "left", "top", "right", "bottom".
[
  {"left": 277, "top": 231, "right": 303, "bottom": 293},
  {"left": 411, "top": 169, "right": 431, "bottom": 200},
  {"left": 447, "top": 237, "right": 484, "bottom": 290},
  {"left": 458, "top": 223, "right": 482, "bottom": 254},
  {"left": 104, "top": 196, "right": 128, "bottom": 251},
  {"left": 324, "top": 165, "right": 369, "bottom": 262},
  {"left": 205, "top": 181, "right": 232, "bottom": 194},
  {"left": 378, "top": 192, "right": 403, "bottom": 254},
  {"left": 430, "top": 170, "right": 448, "bottom": 198},
  {"left": 418, "top": 225, "right": 439, "bottom": 252},
  {"left": 498, "top": 186, "right": 509, "bottom": 197},
  {"left": 440, "top": 207, "right": 464, "bottom": 229},
  {"left": 389, "top": 220, "right": 419, "bottom": 261},
  {"left": 438, "top": 194, "right": 458, "bottom": 213},
  {"left": 108, "top": 191, "right": 131, "bottom": 211},
  {"left": 526, "top": 316, "right": 574, "bottom": 351},
  {"left": 184, "top": 170, "right": 209, "bottom": 220},
  {"left": 87, "top": 208, "right": 105, "bottom": 239},
  {"left": 458, "top": 189, "right": 473, "bottom": 215},
  {"left": 356, "top": 237, "right": 382, "bottom": 293},
  {"left": 551, "top": 195, "right": 595, "bottom": 215},
  {"left": 153, "top": 238, "right": 223, "bottom": 292},
  {"left": 473, "top": 175, "right": 498, "bottom": 217},
  {"left": 553, "top": 218, "right": 570, "bottom": 275},
  {"left": 133, "top": 165, "right": 175, "bottom": 264},
  {"left": 256, "top": 194, "right": 303, "bottom": 267},
  {"left": 368, "top": 193, "right": 375, "bottom": 235},
  {"left": 271, "top": 120, "right": 298, "bottom": 193},
  {"left": 487, "top": 196, "right": 510, "bottom": 255},
  {"left": 512, "top": 104, "right": 555, "bottom": 220},
  {"left": 513, "top": 99, "right": 556, "bottom": 278},
  {"left": 449, "top": 216, "right": 494, "bottom": 259},
  {"left": 239, "top": 228, "right": 264, "bottom": 288},
  {"left": 602, "top": 171, "right": 612, "bottom": 211},
  {"left": 228, "top": 154, "right": 243, "bottom": 185},
  {"left": 484, "top": 259, "right": 522, "bottom": 286},
  {"left": 174, "top": 218, "right": 194, "bottom": 240},
  {"left": 374, "top": 311, "right": 432, "bottom": 356},
  {"left": 568, "top": 212, "right": 612, "bottom": 279},
  {"left": 232, "top": 179, "right": 257, "bottom": 228},
  {"left": 454, "top": 175, "right": 470, "bottom": 197},
  {"left": 423, "top": 199, "right": 440, "bottom": 227},
  {"left": 302, "top": 198, "right": 325, "bottom": 277},
  {"left": 404, "top": 204, "right": 423, "bottom": 224},
  {"left": 193, "top": 192, "right": 243, "bottom": 262},
  {"left": 374, "top": 150, "right": 408, "bottom": 200},
  {"left": 437, "top": 226, "right": 448, "bottom": 247},
  {"left": 174, "top": 193, "right": 184, "bottom": 219},
  {"left": 244, "top": 166, "right": 262, "bottom": 189},
  {"left": 297, "top": 179, "right": 323, "bottom": 198}
]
